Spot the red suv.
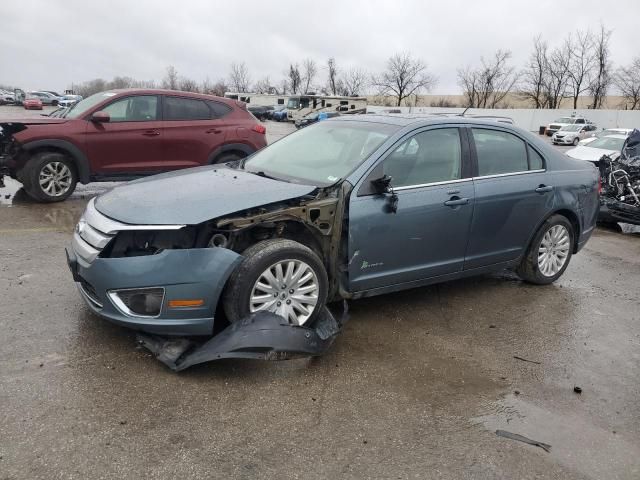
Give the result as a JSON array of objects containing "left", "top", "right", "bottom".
[{"left": 0, "top": 89, "right": 267, "bottom": 202}]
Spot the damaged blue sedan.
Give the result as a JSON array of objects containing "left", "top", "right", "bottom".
[{"left": 67, "top": 115, "right": 599, "bottom": 367}]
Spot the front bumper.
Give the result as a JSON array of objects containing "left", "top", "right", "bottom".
[
  {"left": 66, "top": 246, "right": 242, "bottom": 335},
  {"left": 552, "top": 136, "right": 577, "bottom": 145}
]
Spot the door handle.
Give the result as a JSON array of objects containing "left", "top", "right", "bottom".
[
  {"left": 142, "top": 130, "right": 160, "bottom": 137},
  {"left": 206, "top": 128, "right": 222, "bottom": 134},
  {"left": 444, "top": 197, "right": 469, "bottom": 207},
  {"left": 535, "top": 185, "right": 553, "bottom": 193}
]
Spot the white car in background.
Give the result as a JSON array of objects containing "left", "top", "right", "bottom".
[
  {"left": 578, "top": 128, "right": 633, "bottom": 146},
  {"left": 565, "top": 135, "right": 627, "bottom": 163},
  {"left": 545, "top": 115, "right": 594, "bottom": 136},
  {"left": 58, "top": 95, "right": 83, "bottom": 108},
  {"left": 551, "top": 124, "right": 594, "bottom": 146}
]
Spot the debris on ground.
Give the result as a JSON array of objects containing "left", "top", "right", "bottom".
[
  {"left": 495, "top": 429, "right": 552, "bottom": 452},
  {"left": 513, "top": 356, "right": 542, "bottom": 365},
  {"left": 574, "top": 386, "right": 583, "bottom": 394}
]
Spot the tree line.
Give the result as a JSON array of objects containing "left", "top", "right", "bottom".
[{"left": 66, "top": 24, "right": 640, "bottom": 110}]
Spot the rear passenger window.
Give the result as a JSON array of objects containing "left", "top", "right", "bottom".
[
  {"left": 163, "top": 97, "right": 211, "bottom": 121},
  {"left": 207, "top": 101, "right": 232, "bottom": 118},
  {"left": 472, "top": 129, "right": 528, "bottom": 176},
  {"left": 382, "top": 128, "right": 461, "bottom": 187},
  {"left": 528, "top": 146, "right": 545, "bottom": 170}
]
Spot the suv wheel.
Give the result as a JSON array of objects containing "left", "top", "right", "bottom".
[
  {"left": 213, "top": 152, "right": 244, "bottom": 164},
  {"left": 222, "top": 239, "right": 328, "bottom": 326},
  {"left": 23, "top": 152, "right": 78, "bottom": 202},
  {"left": 516, "top": 214, "right": 574, "bottom": 285}
]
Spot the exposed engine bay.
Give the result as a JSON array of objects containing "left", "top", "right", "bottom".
[{"left": 598, "top": 129, "right": 640, "bottom": 225}]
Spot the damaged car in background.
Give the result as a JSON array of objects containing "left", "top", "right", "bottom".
[
  {"left": 597, "top": 129, "right": 640, "bottom": 226},
  {"left": 65, "top": 116, "right": 599, "bottom": 370}
]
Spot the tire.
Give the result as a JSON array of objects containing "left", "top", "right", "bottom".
[
  {"left": 213, "top": 152, "right": 244, "bottom": 164},
  {"left": 52, "top": 100, "right": 59, "bottom": 106},
  {"left": 516, "top": 214, "right": 574, "bottom": 285},
  {"left": 222, "top": 239, "right": 328, "bottom": 326},
  {"left": 22, "top": 152, "right": 78, "bottom": 202},
  {"left": 572, "top": 137, "right": 579, "bottom": 146}
]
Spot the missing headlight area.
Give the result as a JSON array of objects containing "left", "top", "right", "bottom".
[{"left": 102, "top": 227, "right": 200, "bottom": 258}]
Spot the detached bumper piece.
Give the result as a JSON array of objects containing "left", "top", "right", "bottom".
[{"left": 137, "top": 304, "right": 347, "bottom": 372}]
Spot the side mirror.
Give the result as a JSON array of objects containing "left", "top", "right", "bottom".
[
  {"left": 91, "top": 111, "right": 110, "bottom": 123},
  {"left": 371, "top": 174, "right": 393, "bottom": 194}
]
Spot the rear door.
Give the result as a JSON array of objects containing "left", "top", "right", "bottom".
[
  {"left": 86, "top": 95, "right": 165, "bottom": 174},
  {"left": 464, "top": 127, "right": 551, "bottom": 269},
  {"left": 162, "top": 96, "right": 233, "bottom": 167},
  {"left": 348, "top": 126, "right": 475, "bottom": 292}
]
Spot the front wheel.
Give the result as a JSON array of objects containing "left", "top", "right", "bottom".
[
  {"left": 222, "top": 239, "right": 328, "bottom": 326},
  {"left": 516, "top": 215, "right": 574, "bottom": 284},
  {"left": 572, "top": 137, "right": 580, "bottom": 146},
  {"left": 22, "top": 152, "right": 77, "bottom": 202}
]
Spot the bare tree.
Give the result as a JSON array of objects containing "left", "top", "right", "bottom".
[
  {"left": 210, "top": 79, "right": 228, "bottom": 97},
  {"left": 566, "top": 30, "right": 596, "bottom": 109},
  {"left": 519, "top": 36, "right": 549, "bottom": 108},
  {"left": 302, "top": 58, "right": 317, "bottom": 93},
  {"left": 588, "top": 24, "right": 612, "bottom": 109},
  {"left": 371, "top": 52, "right": 436, "bottom": 106},
  {"left": 340, "top": 68, "right": 367, "bottom": 96},
  {"left": 253, "top": 76, "right": 274, "bottom": 94},
  {"left": 327, "top": 58, "right": 338, "bottom": 95},
  {"left": 276, "top": 78, "right": 289, "bottom": 95},
  {"left": 228, "top": 62, "right": 251, "bottom": 93},
  {"left": 162, "top": 65, "right": 179, "bottom": 90},
  {"left": 178, "top": 76, "right": 199, "bottom": 92},
  {"left": 457, "top": 50, "right": 518, "bottom": 108},
  {"left": 288, "top": 64, "right": 302, "bottom": 94},
  {"left": 615, "top": 57, "right": 640, "bottom": 110},
  {"left": 544, "top": 41, "right": 572, "bottom": 109}
]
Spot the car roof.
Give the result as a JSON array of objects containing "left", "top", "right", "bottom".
[
  {"left": 598, "top": 134, "right": 627, "bottom": 139},
  {"left": 105, "top": 88, "right": 236, "bottom": 105},
  {"left": 333, "top": 113, "right": 516, "bottom": 129}
]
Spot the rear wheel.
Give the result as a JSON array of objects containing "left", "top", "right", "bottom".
[
  {"left": 222, "top": 239, "right": 328, "bottom": 326},
  {"left": 23, "top": 152, "right": 77, "bottom": 202},
  {"left": 516, "top": 215, "right": 574, "bottom": 284}
]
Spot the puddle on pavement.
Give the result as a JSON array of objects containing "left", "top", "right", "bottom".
[{"left": 473, "top": 394, "right": 640, "bottom": 478}]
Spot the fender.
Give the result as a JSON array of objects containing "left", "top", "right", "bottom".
[
  {"left": 23, "top": 139, "right": 91, "bottom": 184},
  {"left": 207, "top": 142, "right": 255, "bottom": 164}
]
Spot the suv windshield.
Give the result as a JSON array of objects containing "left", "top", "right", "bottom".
[
  {"left": 64, "top": 91, "right": 117, "bottom": 118},
  {"left": 588, "top": 137, "right": 625, "bottom": 150},
  {"left": 560, "top": 125, "right": 582, "bottom": 132},
  {"left": 244, "top": 121, "right": 398, "bottom": 186},
  {"left": 554, "top": 117, "right": 574, "bottom": 123}
]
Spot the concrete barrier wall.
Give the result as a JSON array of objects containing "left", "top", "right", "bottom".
[{"left": 365, "top": 106, "right": 640, "bottom": 132}]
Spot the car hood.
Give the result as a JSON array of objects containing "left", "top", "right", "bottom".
[
  {"left": 94, "top": 166, "right": 318, "bottom": 225},
  {"left": 565, "top": 146, "right": 619, "bottom": 161}
]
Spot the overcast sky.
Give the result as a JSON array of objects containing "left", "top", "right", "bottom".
[{"left": 1, "top": 0, "right": 638, "bottom": 94}]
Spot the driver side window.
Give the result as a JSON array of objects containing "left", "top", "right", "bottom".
[
  {"left": 102, "top": 95, "right": 158, "bottom": 122},
  {"left": 382, "top": 128, "right": 462, "bottom": 188}
]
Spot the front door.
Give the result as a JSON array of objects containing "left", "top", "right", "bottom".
[
  {"left": 464, "top": 127, "right": 552, "bottom": 269},
  {"left": 86, "top": 95, "right": 165, "bottom": 175},
  {"left": 348, "top": 127, "right": 474, "bottom": 292}
]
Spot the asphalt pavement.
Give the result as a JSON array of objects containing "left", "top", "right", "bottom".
[{"left": 1, "top": 108, "right": 639, "bottom": 479}]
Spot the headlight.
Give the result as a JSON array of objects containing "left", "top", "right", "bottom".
[{"left": 108, "top": 287, "right": 165, "bottom": 317}]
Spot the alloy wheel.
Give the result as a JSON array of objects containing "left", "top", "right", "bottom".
[
  {"left": 537, "top": 225, "right": 571, "bottom": 277},
  {"left": 249, "top": 259, "right": 319, "bottom": 325},
  {"left": 39, "top": 161, "right": 72, "bottom": 197}
]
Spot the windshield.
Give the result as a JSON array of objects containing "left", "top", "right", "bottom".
[
  {"left": 64, "top": 91, "right": 116, "bottom": 118},
  {"left": 244, "top": 121, "right": 399, "bottom": 186},
  {"left": 553, "top": 117, "right": 574, "bottom": 124},
  {"left": 588, "top": 137, "right": 625, "bottom": 151},
  {"left": 287, "top": 98, "right": 300, "bottom": 109},
  {"left": 560, "top": 125, "right": 581, "bottom": 132}
]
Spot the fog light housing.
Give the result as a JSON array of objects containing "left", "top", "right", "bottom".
[{"left": 108, "top": 287, "right": 165, "bottom": 318}]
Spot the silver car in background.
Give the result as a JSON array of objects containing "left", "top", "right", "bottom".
[
  {"left": 552, "top": 124, "right": 596, "bottom": 146},
  {"left": 578, "top": 128, "right": 633, "bottom": 146}
]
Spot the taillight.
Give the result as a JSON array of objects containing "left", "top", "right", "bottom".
[{"left": 252, "top": 124, "right": 266, "bottom": 135}]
